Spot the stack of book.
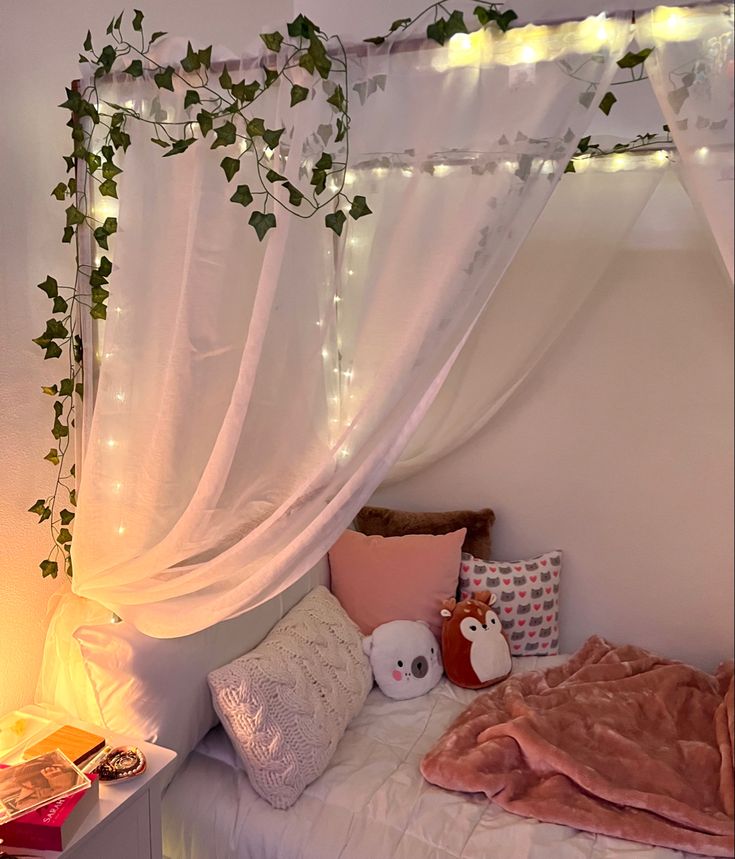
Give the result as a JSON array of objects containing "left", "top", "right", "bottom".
[{"left": 0, "top": 726, "right": 105, "bottom": 854}]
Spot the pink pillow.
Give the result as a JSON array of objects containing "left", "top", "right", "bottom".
[{"left": 329, "top": 528, "right": 467, "bottom": 637}]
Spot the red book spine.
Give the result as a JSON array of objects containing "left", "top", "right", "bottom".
[{"left": 0, "top": 775, "right": 97, "bottom": 851}]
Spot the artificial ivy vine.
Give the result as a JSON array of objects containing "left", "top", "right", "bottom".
[{"left": 30, "top": 3, "right": 657, "bottom": 579}]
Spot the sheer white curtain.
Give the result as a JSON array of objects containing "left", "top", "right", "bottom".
[
  {"left": 62, "top": 13, "right": 629, "bottom": 637},
  {"left": 640, "top": 4, "right": 734, "bottom": 281},
  {"left": 388, "top": 165, "right": 664, "bottom": 482}
]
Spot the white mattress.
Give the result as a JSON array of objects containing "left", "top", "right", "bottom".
[{"left": 162, "top": 655, "right": 696, "bottom": 859}]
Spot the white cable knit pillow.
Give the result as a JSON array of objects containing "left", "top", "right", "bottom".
[{"left": 208, "top": 586, "right": 373, "bottom": 809}]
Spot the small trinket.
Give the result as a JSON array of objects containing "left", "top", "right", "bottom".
[{"left": 97, "top": 746, "right": 146, "bottom": 781}]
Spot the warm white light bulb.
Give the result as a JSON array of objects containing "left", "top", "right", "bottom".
[
  {"left": 654, "top": 149, "right": 669, "bottom": 165},
  {"left": 321, "top": 348, "right": 329, "bottom": 359},
  {"left": 519, "top": 45, "right": 538, "bottom": 64},
  {"left": 117, "top": 524, "right": 126, "bottom": 535},
  {"left": 611, "top": 152, "right": 630, "bottom": 172},
  {"left": 112, "top": 481, "right": 123, "bottom": 492},
  {"left": 433, "top": 164, "right": 452, "bottom": 177},
  {"left": 114, "top": 391, "right": 125, "bottom": 402},
  {"left": 695, "top": 146, "right": 709, "bottom": 162},
  {"left": 106, "top": 438, "right": 117, "bottom": 448},
  {"left": 344, "top": 170, "right": 356, "bottom": 185},
  {"left": 372, "top": 167, "right": 388, "bottom": 177}
]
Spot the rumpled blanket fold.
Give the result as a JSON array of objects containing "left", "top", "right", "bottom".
[{"left": 421, "top": 636, "right": 734, "bottom": 857}]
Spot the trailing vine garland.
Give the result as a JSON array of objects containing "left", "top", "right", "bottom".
[{"left": 29, "top": 3, "right": 659, "bottom": 580}]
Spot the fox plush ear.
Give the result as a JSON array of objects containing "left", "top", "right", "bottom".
[
  {"left": 440, "top": 597, "right": 456, "bottom": 618},
  {"left": 362, "top": 635, "right": 373, "bottom": 657},
  {"left": 473, "top": 590, "right": 493, "bottom": 605}
]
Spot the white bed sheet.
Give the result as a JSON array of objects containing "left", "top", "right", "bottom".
[{"left": 162, "top": 655, "right": 699, "bottom": 859}]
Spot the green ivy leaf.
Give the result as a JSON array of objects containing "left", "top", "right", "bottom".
[
  {"left": 98, "top": 256, "right": 113, "bottom": 276},
  {"left": 125, "top": 59, "right": 144, "bottom": 77},
  {"left": 103, "top": 217, "right": 118, "bottom": 235},
  {"left": 83, "top": 30, "right": 93, "bottom": 52},
  {"left": 70, "top": 489, "right": 77, "bottom": 506},
  {"left": 98, "top": 178, "right": 118, "bottom": 198},
  {"left": 75, "top": 382, "right": 84, "bottom": 399},
  {"left": 65, "top": 205, "right": 85, "bottom": 227},
  {"left": 326, "top": 85, "right": 345, "bottom": 111},
  {"left": 246, "top": 117, "right": 266, "bottom": 138},
  {"left": 132, "top": 8, "right": 144, "bottom": 31},
  {"left": 475, "top": 6, "right": 517, "bottom": 31},
  {"left": 211, "top": 122, "right": 237, "bottom": 149},
  {"left": 283, "top": 182, "right": 304, "bottom": 206},
  {"left": 62, "top": 226, "right": 74, "bottom": 243},
  {"left": 617, "top": 47, "right": 653, "bottom": 69},
  {"left": 564, "top": 160, "right": 576, "bottom": 173},
  {"left": 42, "top": 385, "right": 58, "bottom": 396},
  {"left": 598, "top": 91, "right": 617, "bottom": 115},
  {"left": 154, "top": 66, "right": 175, "bottom": 91},
  {"left": 220, "top": 156, "right": 241, "bottom": 181},
  {"left": 181, "top": 41, "right": 201, "bottom": 73},
  {"left": 263, "top": 127, "right": 284, "bottom": 150},
  {"left": 102, "top": 162, "right": 122, "bottom": 180},
  {"left": 315, "top": 152, "right": 333, "bottom": 171},
  {"left": 150, "top": 31, "right": 167, "bottom": 44},
  {"left": 198, "top": 46, "right": 212, "bottom": 68},
  {"left": 311, "top": 169, "right": 327, "bottom": 195},
  {"left": 363, "top": 36, "right": 386, "bottom": 46},
  {"left": 249, "top": 210, "right": 277, "bottom": 241},
  {"left": 52, "top": 417, "right": 69, "bottom": 437},
  {"left": 28, "top": 499, "right": 47, "bottom": 516},
  {"left": 290, "top": 84, "right": 309, "bottom": 106},
  {"left": 51, "top": 182, "right": 67, "bottom": 201},
  {"left": 349, "top": 195, "right": 372, "bottom": 220},
  {"left": 43, "top": 318, "right": 69, "bottom": 340},
  {"left": 230, "top": 184, "right": 253, "bottom": 207},
  {"left": 299, "top": 53, "right": 316, "bottom": 74},
  {"left": 59, "top": 378, "right": 74, "bottom": 396},
  {"left": 44, "top": 448, "right": 60, "bottom": 465},
  {"left": 40, "top": 560, "right": 59, "bottom": 578},
  {"left": 93, "top": 228, "right": 109, "bottom": 249},
  {"left": 197, "top": 110, "right": 213, "bottom": 137},
  {"left": 37, "top": 276, "right": 59, "bottom": 298},
  {"left": 260, "top": 31, "right": 284, "bottom": 52},
  {"left": 335, "top": 117, "right": 347, "bottom": 143},
  {"left": 151, "top": 137, "right": 170, "bottom": 148},
  {"left": 91, "top": 285, "right": 110, "bottom": 303},
  {"left": 427, "top": 19, "right": 447, "bottom": 45},
  {"left": 60, "top": 508, "right": 75, "bottom": 525},
  {"left": 53, "top": 296, "right": 69, "bottom": 314},
  {"left": 308, "top": 34, "right": 332, "bottom": 79},
  {"left": 325, "top": 210, "right": 346, "bottom": 235},
  {"left": 86, "top": 152, "right": 102, "bottom": 173},
  {"left": 162, "top": 137, "right": 196, "bottom": 157},
  {"left": 98, "top": 44, "right": 117, "bottom": 74},
  {"left": 219, "top": 65, "right": 233, "bottom": 90},
  {"left": 57, "top": 528, "right": 73, "bottom": 545},
  {"left": 184, "top": 89, "right": 201, "bottom": 109},
  {"left": 265, "top": 169, "right": 287, "bottom": 183},
  {"left": 287, "top": 13, "right": 318, "bottom": 39},
  {"left": 232, "top": 80, "right": 260, "bottom": 102},
  {"left": 91, "top": 303, "right": 107, "bottom": 320},
  {"left": 444, "top": 10, "right": 468, "bottom": 39},
  {"left": 390, "top": 17, "right": 412, "bottom": 32}
]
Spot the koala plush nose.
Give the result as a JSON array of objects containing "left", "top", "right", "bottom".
[{"left": 411, "top": 656, "right": 428, "bottom": 678}]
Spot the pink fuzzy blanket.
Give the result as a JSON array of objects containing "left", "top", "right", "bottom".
[{"left": 421, "top": 636, "right": 734, "bottom": 857}]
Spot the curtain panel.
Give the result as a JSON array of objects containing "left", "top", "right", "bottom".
[
  {"left": 641, "top": 4, "right": 734, "bottom": 282},
  {"left": 64, "top": 11, "right": 630, "bottom": 636}
]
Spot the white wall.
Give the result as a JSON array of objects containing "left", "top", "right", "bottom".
[
  {"left": 0, "top": 0, "right": 290, "bottom": 713},
  {"left": 374, "top": 172, "right": 734, "bottom": 671}
]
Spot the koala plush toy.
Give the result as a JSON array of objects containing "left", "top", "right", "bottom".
[{"left": 362, "top": 620, "right": 443, "bottom": 700}]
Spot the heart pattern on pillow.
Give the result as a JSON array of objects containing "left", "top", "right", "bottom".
[{"left": 458, "top": 551, "right": 562, "bottom": 656}]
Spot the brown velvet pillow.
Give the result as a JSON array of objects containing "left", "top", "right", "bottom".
[{"left": 354, "top": 505, "right": 495, "bottom": 560}]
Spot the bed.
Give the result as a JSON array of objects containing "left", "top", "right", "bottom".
[{"left": 162, "top": 654, "right": 700, "bottom": 859}]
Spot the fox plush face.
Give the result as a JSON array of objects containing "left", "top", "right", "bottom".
[{"left": 440, "top": 591, "right": 512, "bottom": 689}]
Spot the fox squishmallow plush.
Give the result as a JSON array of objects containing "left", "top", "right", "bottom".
[
  {"left": 362, "top": 620, "right": 443, "bottom": 700},
  {"left": 440, "top": 591, "right": 511, "bottom": 689}
]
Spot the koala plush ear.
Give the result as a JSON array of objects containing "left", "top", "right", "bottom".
[{"left": 362, "top": 635, "right": 373, "bottom": 657}]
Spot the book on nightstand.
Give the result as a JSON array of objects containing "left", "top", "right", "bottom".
[{"left": 0, "top": 772, "right": 98, "bottom": 852}]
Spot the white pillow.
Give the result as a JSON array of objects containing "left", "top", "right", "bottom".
[
  {"left": 208, "top": 586, "right": 372, "bottom": 809},
  {"left": 71, "top": 560, "right": 329, "bottom": 770}
]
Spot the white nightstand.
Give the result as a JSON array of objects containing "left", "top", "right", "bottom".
[{"left": 0, "top": 705, "right": 176, "bottom": 859}]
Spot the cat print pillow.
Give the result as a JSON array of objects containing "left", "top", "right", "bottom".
[{"left": 458, "top": 551, "right": 562, "bottom": 656}]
